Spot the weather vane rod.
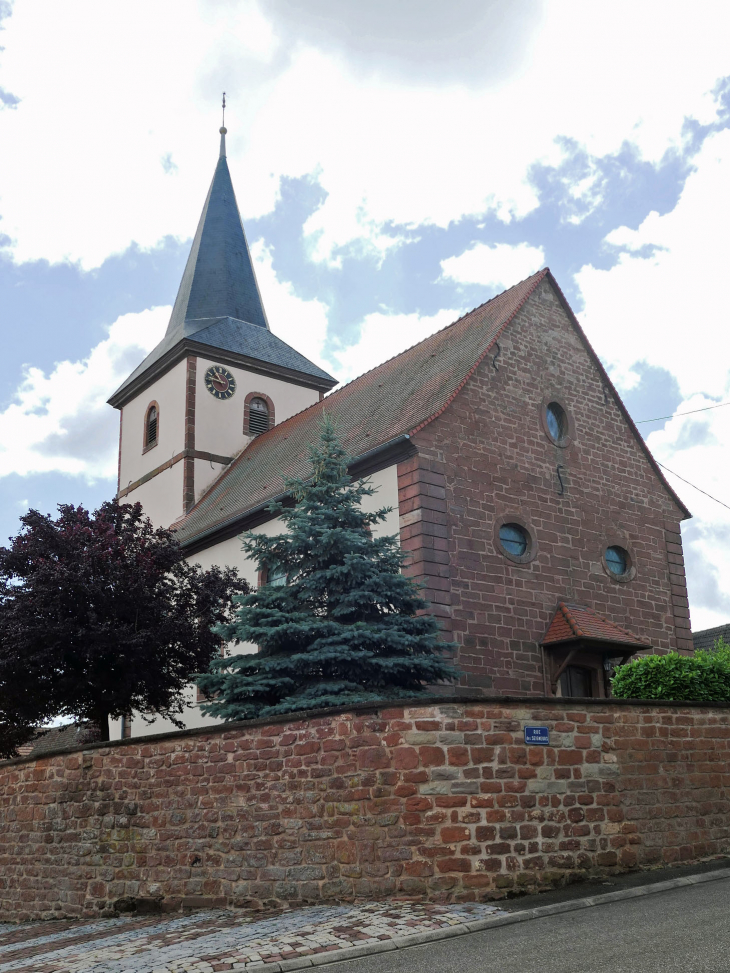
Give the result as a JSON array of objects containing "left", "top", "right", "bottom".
[{"left": 219, "top": 92, "right": 227, "bottom": 157}]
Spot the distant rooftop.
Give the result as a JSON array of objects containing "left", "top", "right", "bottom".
[
  {"left": 693, "top": 624, "right": 730, "bottom": 650},
  {"left": 15, "top": 723, "right": 100, "bottom": 759}
]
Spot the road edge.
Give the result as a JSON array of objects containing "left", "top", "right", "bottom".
[{"left": 256, "top": 867, "right": 730, "bottom": 972}]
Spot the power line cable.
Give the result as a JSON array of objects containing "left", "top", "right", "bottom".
[
  {"left": 635, "top": 400, "right": 730, "bottom": 424},
  {"left": 657, "top": 462, "right": 730, "bottom": 512}
]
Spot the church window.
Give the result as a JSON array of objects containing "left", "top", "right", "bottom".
[
  {"left": 248, "top": 396, "right": 270, "bottom": 435},
  {"left": 605, "top": 545, "right": 629, "bottom": 577},
  {"left": 546, "top": 401, "right": 568, "bottom": 443},
  {"left": 144, "top": 402, "right": 159, "bottom": 450},
  {"left": 267, "top": 563, "right": 287, "bottom": 586},
  {"left": 499, "top": 523, "right": 529, "bottom": 557}
]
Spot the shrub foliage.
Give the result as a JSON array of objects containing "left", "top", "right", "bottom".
[{"left": 611, "top": 640, "right": 730, "bottom": 702}]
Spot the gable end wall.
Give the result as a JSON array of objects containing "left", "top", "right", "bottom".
[{"left": 404, "top": 277, "right": 691, "bottom": 695}]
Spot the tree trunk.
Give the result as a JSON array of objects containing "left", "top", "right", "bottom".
[{"left": 93, "top": 710, "right": 110, "bottom": 742}]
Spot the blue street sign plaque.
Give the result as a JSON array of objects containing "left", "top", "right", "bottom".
[{"left": 524, "top": 725, "right": 550, "bottom": 745}]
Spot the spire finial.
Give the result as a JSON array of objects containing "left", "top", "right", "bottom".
[{"left": 219, "top": 92, "right": 227, "bottom": 158}]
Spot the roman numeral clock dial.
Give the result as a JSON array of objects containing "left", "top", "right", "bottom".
[{"left": 204, "top": 365, "right": 237, "bottom": 400}]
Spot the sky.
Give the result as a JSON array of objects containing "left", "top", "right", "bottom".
[{"left": 0, "top": 0, "right": 728, "bottom": 630}]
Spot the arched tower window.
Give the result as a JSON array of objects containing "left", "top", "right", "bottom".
[
  {"left": 248, "top": 397, "right": 269, "bottom": 434},
  {"left": 144, "top": 402, "right": 159, "bottom": 450},
  {"left": 245, "top": 392, "right": 275, "bottom": 436}
]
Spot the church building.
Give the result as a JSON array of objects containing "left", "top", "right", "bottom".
[{"left": 108, "top": 126, "right": 693, "bottom": 737}]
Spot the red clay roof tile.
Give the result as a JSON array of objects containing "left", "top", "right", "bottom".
[
  {"left": 542, "top": 603, "right": 648, "bottom": 648},
  {"left": 175, "top": 270, "right": 548, "bottom": 545}
]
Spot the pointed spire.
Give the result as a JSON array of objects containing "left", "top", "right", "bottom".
[
  {"left": 164, "top": 107, "right": 269, "bottom": 336},
  {"left": 108, "top": 105, "right": 337, "bottom": 408}
]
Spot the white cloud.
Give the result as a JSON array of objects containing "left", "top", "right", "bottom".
[
  {"left": 576, "top": 128, "right": 730, "bottom": 399},
  {"left": 440, "top": 242, "right": 544, "bottom": 289},
  {"left": 0, "top": 247, "right": 330, "bottom": 484},
  {"left": 575, "top": 129, "right": 730, "bottom": 631},
  {"left": 0, "top": 307, "right": 168, "bottom": 481},
  {"left": 1, "top": 2, "right": 730, "bottom": 267},
  {"left": 250, "top": 240, "right": 331, "bottom": 373},
  {"left": 0, "top": 0, "right": 277, "bottom": 268},
  {"left": 645, "top": 402, "right": 730, "bottom": 631},
  {"left": 329, "top": 307, "right": 463, "bottom": 385}
]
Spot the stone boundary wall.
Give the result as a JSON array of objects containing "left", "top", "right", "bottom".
[{"left": 1, "top": 697, "right": 729, "bottom": 921}]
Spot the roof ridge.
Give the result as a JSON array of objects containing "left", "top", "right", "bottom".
[
  {"left": 321, "top": 268, "right": 549, "bottom": 405},
  {"left": 265, "top": 268, "right": 549, "bottom": 439},
  {"left": 407, "top": 269, "right": 549, "bottom": 437},
  {"left": 559, "top": 602, "right": 585, "bottom": 639},
  {"left": 176, "top": 270, "right": 549, "bottom": 525}
]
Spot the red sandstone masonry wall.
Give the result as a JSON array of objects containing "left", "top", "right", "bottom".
[
  {"left": 1, "top": 699, "right": 728, "bottom": 922},
  {"left": 410, "top": 277, "right": 692, "bottom": 695}
]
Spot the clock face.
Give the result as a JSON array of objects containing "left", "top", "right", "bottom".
[{"left": 204, "top": 365, "right": 237, "bottom": 400}]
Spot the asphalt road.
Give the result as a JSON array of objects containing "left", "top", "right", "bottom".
[{"left": 324, "top": 878, "right": 730, "bottom": 973}]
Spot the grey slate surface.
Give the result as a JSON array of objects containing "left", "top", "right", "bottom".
[
  {"left": 110, "top": 138, "right": 335, "bottom": 404},
  {"left": 693, "top": 623, "right": 730, "bottom": 650},
  {"left": 169, "top": 146, "right": 269, "bottom": 335},
  {"left": 114, "top": 315, "right": 334, "bottom": 398},
  {"left": 193, "top": 317, "right": 335, "bottom": 379}
]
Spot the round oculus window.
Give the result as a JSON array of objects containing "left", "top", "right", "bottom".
[
  {"left": 546, "top": 401, "right": 568, "bottom": 442},
  {"left": 499, "top": 523, "right": 529, "bottom": 558},
  {"left": 605, "top": 545, "right": 629, "bottom": 576}
]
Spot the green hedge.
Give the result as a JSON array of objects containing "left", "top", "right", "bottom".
[{"left": 611, "top": 640, "right": 730, "bottom": 702}]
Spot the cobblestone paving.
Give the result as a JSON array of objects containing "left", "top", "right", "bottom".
[{"left": 0, "top": 902, "right": 507, "bottom": 972}]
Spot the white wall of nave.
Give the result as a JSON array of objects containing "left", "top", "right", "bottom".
[{"left": 114, "top": 464, "right": 401, "bottom": 739}]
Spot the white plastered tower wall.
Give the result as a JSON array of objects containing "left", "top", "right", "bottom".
[
  {"left": 193, "top": 355, "right": 320, "bottom": 501},
  {"left": 115, "top": 355, "right": 324, "bottom": 529},
  {"left": 109, "top": 463, "right": 400, "bottom": 739},
  {"left": 117, "top": 359, "right": 188, "bottom": 526}
]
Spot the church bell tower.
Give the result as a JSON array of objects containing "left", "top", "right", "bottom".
[{"left": 108, "top": 121, "right": 336, "bottom": 528}]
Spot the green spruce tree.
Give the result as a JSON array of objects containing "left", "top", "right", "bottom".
[{"left": 197, "top": 419, "right": 458, "bottom": 719}]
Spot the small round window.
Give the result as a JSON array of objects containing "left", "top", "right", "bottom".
[
  {"left": 499, "top": 523, "right": 529, "bottom": 557},
  {"left": 546, "top": 402, "right": 568, "bottom": 443},
  {"left": 605, "top": 545, "right": 629, "bottom": 577}
]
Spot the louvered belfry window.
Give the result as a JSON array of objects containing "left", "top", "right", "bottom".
[
  {"left": 248, "top": 397, "right": 270, "bottom": 435},
  {"left": 145, "top": 404, "right": 158, "bottom": 447}
]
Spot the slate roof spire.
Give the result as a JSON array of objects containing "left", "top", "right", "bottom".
[
  {"left": 166, "top": 118, "right": 269, "bottom": 336},
  {"left": 108, "top": 121, "right": 336, "bottom": 407}
]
